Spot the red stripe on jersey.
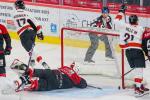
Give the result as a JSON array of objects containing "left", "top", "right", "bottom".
[
  {"left": 119, "top": 43, "right": 142, "bottom": 48},
  {"left": 17, "top": 25, "right": 32, "bottom": 35}
]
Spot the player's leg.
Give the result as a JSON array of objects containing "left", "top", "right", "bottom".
[
  {"left": 133, "top": 50, "right": 149, "bottom": 94},
  {"left": 31, "top": 69, "right": 60, "bottom": 91},
  {"left": 99, "top": 35, "right": 113, "bottom": 59},
  {"left": 0, "top": 54, "right": 6, "bottom": 77},
  {"left": 33, "top": 69, "right": 53, "bottom": 79},
  {"left": 84, "top": 33, "right": 99, "bottom": 63},
  {"left": 20, "top": 30, "right": 49, "bottom": 68},
  {"left": 30, "top": 78, "right": 52, "bottom": 91},
  {"left": 126, "top": 49, "right": 149, "bottom": 96}
]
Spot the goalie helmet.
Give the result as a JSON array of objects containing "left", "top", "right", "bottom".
[
  {"left": 129, "top": 15, "right": 138, "bottom": 24},
  {"left": 15, "top": 0, "right": 25, "bottom": 9},
  {"left": 10, "top": 59, "right": 28, "bottom": 76},
  {"left": 101, "top": 7, "right": 109, "bottom": 14}
]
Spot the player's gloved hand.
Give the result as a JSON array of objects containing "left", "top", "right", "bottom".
[
  {"left": 4, "top": 49, "right": 11, "bottom": 55},
  {"left": 119, "top": 4, "right": 127, "bottom": 13},
  {"left": 37, "top": 31, "right": 44, "bottom": 40}
]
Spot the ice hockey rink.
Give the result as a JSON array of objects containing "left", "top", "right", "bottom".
[{"left": 0, "top": 39, "right": 150, "bottom": 100}]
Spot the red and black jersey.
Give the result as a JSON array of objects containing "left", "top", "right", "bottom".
[
  {"left": 142, "top": 28, "right": 150, "bottom": 56},
  {"left": 90, "top": 15, "right": 112, "bottom": 29},
  {"left": 0, "top": 24, "right": 12, "bottom": 54}
]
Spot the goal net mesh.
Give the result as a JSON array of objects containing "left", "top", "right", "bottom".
[{"left": 61, "top": 27, "right": 136, "bottom": 89}]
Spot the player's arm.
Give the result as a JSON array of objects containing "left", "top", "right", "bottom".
[
  {"left": 27, "top": 14, "right": 44, "bottom": 40},
  {"left": 1, "top": 25, "right": 12, "bottom": 55}
]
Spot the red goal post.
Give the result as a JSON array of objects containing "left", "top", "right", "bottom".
[{"left": 60, "top": 27, "right": 126, "bottom": 89}]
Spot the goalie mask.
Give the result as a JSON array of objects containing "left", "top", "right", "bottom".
[{"left": 10, "top": 59, "right": 28, "bottom": 76}]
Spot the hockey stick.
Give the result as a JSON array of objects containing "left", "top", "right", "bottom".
[
  {"left": 87, "top": 85, "right": 102, "bottom": 90},
  {"left": 27, "top": 44, "right": 35, "bottom": 71},
  {"left": 123, "top": 58, "right": 149, "bottom": 77}
]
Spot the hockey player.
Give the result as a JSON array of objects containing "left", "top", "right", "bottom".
[
  {"left": 84, "top": 7, "right": 113, "bottom": 63},
  {"left": 0, "top": 23, "right": 12, "bottom": 77},
  {"left": 115, "top": 5, "right": 149, "bottom": 96},
  {"left": 142, "top": 27, "right": 150, "bottom": 61},
  {"left": 8, "top": 60, "right": 87, "bottom": 92},
  {"left": 13, "top": 0, "right": 48, "bottom": 68}
]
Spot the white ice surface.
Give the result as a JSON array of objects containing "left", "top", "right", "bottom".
[{"left": 0, "top": 39, "right": 150, "bottom": 100}]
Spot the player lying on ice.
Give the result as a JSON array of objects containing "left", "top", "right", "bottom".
[{"left": 7, "top": 59, "right": 87, "bottom": 92}]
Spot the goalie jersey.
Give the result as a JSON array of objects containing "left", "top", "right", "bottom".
[{"left": 13, "top": 9, "right": 42, "bottom": 36}]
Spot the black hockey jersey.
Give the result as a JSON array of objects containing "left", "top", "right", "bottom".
[{"left": 142, "top": 28, "right": 150, "bottom": 56}]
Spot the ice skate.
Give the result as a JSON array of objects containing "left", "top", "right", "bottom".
[
  {"left": 84, "top": 59, "right": 95, "bottom": 64},
  {"left": 134, "top": 85, "right": 149, "bottom": 97},
  {"left": 42, "top": 62, "right": 50, "bottom": 69}
]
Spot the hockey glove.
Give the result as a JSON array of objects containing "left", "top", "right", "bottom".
[
  {"left": 119, "top": 4, "right": 127, "bottom": 13},
  {"left": 37, "top": 32, "right": 44, "bottom": 40},
  {"left": 4, "top": 49, "right": 11, "bottom": 55}
]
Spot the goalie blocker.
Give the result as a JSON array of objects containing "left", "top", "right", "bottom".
[{"left": 10, "top": 60, "right": 87, "bottom": 91}]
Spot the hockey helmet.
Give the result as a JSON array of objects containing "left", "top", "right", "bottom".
[
  {"left": 129, "top": 15, "right": 138, "bottom": 24},
  {"left": 15, "top": 0, "right": 25, "bottom": 9},
  {"left": 101, "top": 7, "right": 110, "bottom": 13}
]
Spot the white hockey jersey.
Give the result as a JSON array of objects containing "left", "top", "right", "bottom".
[
  {"left": 114, "top": 13, "right": 144, "bottom": 49},
  {"left": 13, "top": 9, "right": 42, "bottom": 36}
]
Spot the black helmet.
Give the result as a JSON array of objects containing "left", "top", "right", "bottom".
[
  {"left": 129, "top": 15, "right": 138, "bottom": 24},
  {"left": 101, "top": 7, "right": 109, "bottom": 13},
  {"left": 15, "top": 0, "right": 25, "bottom": 9}
]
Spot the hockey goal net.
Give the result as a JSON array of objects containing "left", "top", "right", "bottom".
[{"left": 60, "top": 27, "right": 135, "bottom": 89}]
